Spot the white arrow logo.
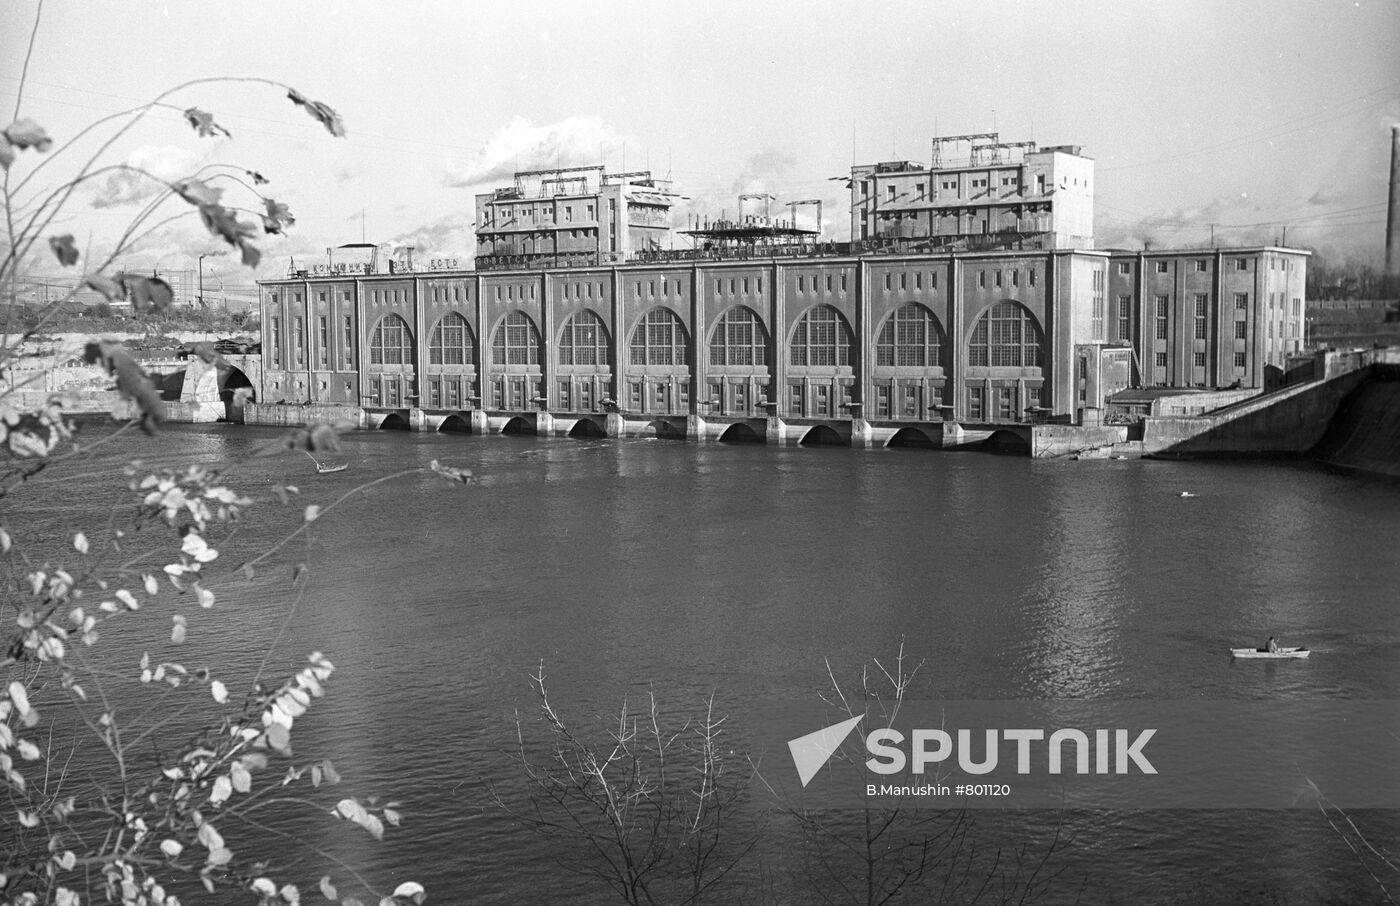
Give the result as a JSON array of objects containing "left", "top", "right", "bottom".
[{"left": 788, "top": 714, "right": 863, "bottom": 787}]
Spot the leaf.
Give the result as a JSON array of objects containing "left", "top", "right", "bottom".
[
  {"left": 73, "top": 532, "right": 88, "bottom": 554},
  {"left": 183, "top": 107, "right": 231, "bottom": 138},
  {"left": 197, "top": 821, "right": 224, "bottom": 852},
  {"left": 287, "top": 88, "right": 346, "bottom": 137},
  {"left": 124, "top": 275, "right": 175, "bottom": 313},
  {"left": 210, "top": 680, "right": 228, "bottom": 704},
  {"left": 4, "top": 118, "right": 53, "bottom": 151},
  {"left": 160, "top": 839, "right": 183, "bottom": 858},
  {"left": 209, "top": 774, "right": 231, "bottom": 805},
  {"left": 319, "top": 876, "right": 337, "bottom": 901},
  {"left": 262, "top": 198, "right": 295, "bottom": 235},
  {"left": 303, "top": 505, "right": 320, "bottom": 523},
  {"left": 7, "top": 682, "right": 31, "bottom": 716},
  {"left": 335, "top": 798, "right": 366, "bottom": 822},
  {"left": 84, "top": 273, "right": 124, "bottom": 301},
  {"left": 17, "top": 739, "right": 40, "bottom": 761},
  {"left": 0, "top": 133, "right": 13, "bottom": 169},
  {"left": 83, "top": 341, "right": 164, "bottom": 433},
  {"left": 250, "top": 878, "right": 277, "bottom": 897},
  {"left": 187, "top": 341, "right": 220, "bottom": 363},
  {"left": 266, "top": 723, "right": 291, "bottom": 755},
  {"left": 171, "top": 614, "right": 187, "bottom": 644},
  {"left": 246, "top": 169, "right": 268, "bottom": 185},
  {"left": 382, "top": 807, "right": 401, "bottom": 826},
  {"left": 174, "top": 178, "right": 222, "bottom": 208},
  {"left": 391, "top": 882, "right": 426, "bottom": 904},
  {"left": 230, "top": 761, "right": 251, "bottom": 793},
  {"left": 207, "top": 846, "right": 233, "bottom": 866},
  {"left": 49, "top": 235, "right": 79, "bottom": 267}
]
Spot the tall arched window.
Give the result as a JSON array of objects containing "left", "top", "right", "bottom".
[
  {"left": 876, "top": 304, "right": 944, "bottom": 367},
  {"left": 968, "top": 302, "right": 1043, "bottom": 367},
  {"left": 428, "top": 313, "right": 474, "bottom": 365},
  {"left": 709, "top": 306, "right": 768, "bottom": 366},
  {"left": 629, "top": 308, "right": 688, "bottom": 366},
  {"left": 369, "top": 314, "right": 413, "bottom": 365},
  {"left": 491, "top": 311, "right": 541, "bottom": 365},
  {"left": 559, "top": 310, "right": 611, "bottom": 366},
  {"left": 790, "top": 305, "right": 852, "bottom": 367}
]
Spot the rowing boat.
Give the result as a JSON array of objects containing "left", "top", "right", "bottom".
[{"left": 1230, "top": 647, "right": 1310, "bottom": 659}]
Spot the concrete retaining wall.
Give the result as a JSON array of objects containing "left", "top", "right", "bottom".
[
  {"left": 1141, "top": 369, "right": 1370, "bottom": 456},
  {"left": 1032, "top": 425, "right": 1131, "bottom": 458},
  {"left": 245, "top": 402, "right": 366, "bottom": 428},
  {"left": 1312, "top": 373, "right": 1400, "bottom": 478}
]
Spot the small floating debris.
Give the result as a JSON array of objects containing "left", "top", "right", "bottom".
[{"left": 1179, "top": 491, "right": 1196, "bottom": 498}]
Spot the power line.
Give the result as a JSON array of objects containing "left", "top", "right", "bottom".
[{"left": 1100, "top": 81, "right": 1400, "bottom": 173}]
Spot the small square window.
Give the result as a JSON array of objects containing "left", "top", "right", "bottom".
[
  {"left": 1117, "top": 262, "right": 1130, "bottom": 275},
  {"left": 1155, "top": 262, "right": 1169, "bottom": 274},
  {"left": 1195, "top": 260, "right": 1207, "bottom": 272}
]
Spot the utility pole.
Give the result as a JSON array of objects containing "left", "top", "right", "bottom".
[{"left": 198, "top": 254, "right": 207, "bottom": 308}]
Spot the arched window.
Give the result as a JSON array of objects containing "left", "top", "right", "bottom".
[
  {"left": 709, "top": 306, "right": 768, "bottom": 366},
  {"left": 876, "top": 304, "right": 943, "bottom": 367},
  {"left": 428, "top": 313, "right": 474, "bottom": 365},
  {"left": 790, "top": 304, "right": 852, "bottom": 367},
  {"left": 491, "top": 311, "right": 541, "bottom": 365},
  {"left": 968, "top": 302, "right": 1043, "bottom": 367},
  {"left": 559, "top": 310, "right": 611, "bottom": 366},
  {"left": 369, "top": 314, "right": 413, "bottom": 365},
  {"left": 629, "top": 309, "right": 688, "bottom": 366}
]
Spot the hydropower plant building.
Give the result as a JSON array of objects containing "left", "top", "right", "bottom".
[{"left": 256, "top": 137, "right": 1310, "bottom": 446}]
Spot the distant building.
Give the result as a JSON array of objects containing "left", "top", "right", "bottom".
[
  {"left": 474, "top": 166, "right": 676, "bottom": 271},
  {"left": 849, "top": 134, "right": 1094, "bottom": 251}
]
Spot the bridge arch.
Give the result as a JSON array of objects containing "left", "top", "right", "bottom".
[
  {"left": 887, "top": 427, "right": 935, "bottom": 448},
  {"left": 379, "top": 411, "right": 411, "bottom": 431},
  {"left": 501, "top": 416, "right": 535, "bottom": 436},
  {"left": 219, "top": 363, "right": 256, "bottom": 422},
  {"left": 438, "top": 413, "right": 472, "bottom": 433},
  {"left": 718, "top": 423, "right": 762, "bottom": 444},
  {"left": 981, "top": 429, "right": 1031, "bottom": 455},
  {"left": 800, "top": 425, "right": 847, "bottom": 447},
  {"left": 568, "top": 417, "right": 607, "bottom": 438}
]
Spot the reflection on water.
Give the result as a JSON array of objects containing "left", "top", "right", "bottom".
[{"left": 8, "top": 424, "right": 1400, "bottom": 904}]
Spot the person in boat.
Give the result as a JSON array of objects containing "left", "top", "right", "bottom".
[{"left": 1265, "top": 636, "right": 1279, "bottom": 653}]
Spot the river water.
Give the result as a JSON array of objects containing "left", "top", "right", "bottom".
[{"left": 9, "top": 423, "right": 1399, "bottom": 904}]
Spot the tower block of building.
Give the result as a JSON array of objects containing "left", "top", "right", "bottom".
[
  {"left": 850, "top": 134, "right": 1094, "bottom": 251},
  {"left": 474, "top": 166, "right": 676, "bottom": 271}
]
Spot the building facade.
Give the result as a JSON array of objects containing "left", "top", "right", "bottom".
[
  {"left": 474, "top": 166, "right": 675, "bottom": 271},
  {"left": 850, "top": 135, "right": 1094, "bottom": 251},
  {"left": 258, "top": 246, "right": 1307, "bottom": 426}
]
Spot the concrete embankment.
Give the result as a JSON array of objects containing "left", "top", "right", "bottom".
[{"left": 1310, "top": 371, "right": 1400, "bottom": 478}]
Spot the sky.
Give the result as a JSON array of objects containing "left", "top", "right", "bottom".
[{"left": 2, "top": 0, "right": 1398, "bottom": 308}]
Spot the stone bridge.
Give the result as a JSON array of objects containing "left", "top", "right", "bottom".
[{"left": 147, "top": 354, "right": 262, "bottom": 423}]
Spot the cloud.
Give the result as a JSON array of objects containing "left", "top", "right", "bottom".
[
  {"left": 443, "top": 116, "right": 632, "bottom": 188},
  {"left": 387, "top": 212, "right": 476, "bottom": 262},
  {"left": 89, "top": 145, "right": 203, "bottom": 208}
]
